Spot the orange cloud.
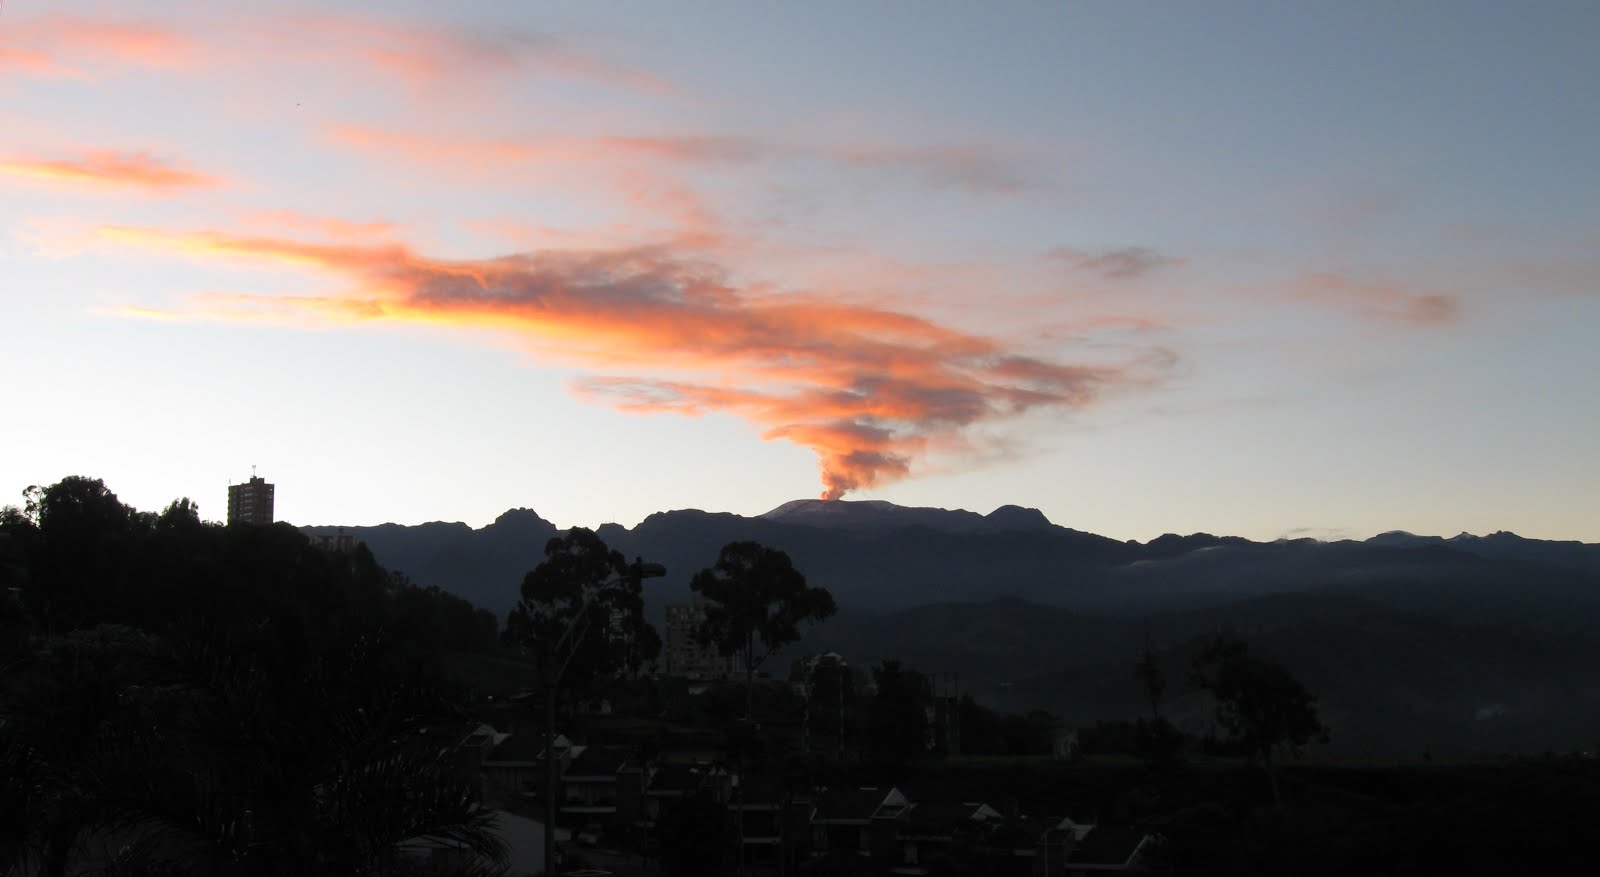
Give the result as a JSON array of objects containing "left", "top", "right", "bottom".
[
  {"left": 0, "top": 45, "right": 53, "bottom": 74},
  {"left": 0, "top": 151, "right": 217, "bottom": 192},
  {"left": 100, "top": 226, "right": 1159, "bottom": 498}
]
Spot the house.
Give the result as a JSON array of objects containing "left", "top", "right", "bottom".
[
  {"left": 559, "top": 745, "right": 630, "bottom": 815},
  {"left": 558, "top": 744, "right": 647, "bottom": 840},
  {"left": 1062, "top": 826, "right": 1158, "bottom": 875},
  {"left": 730, "top": 772, "right": 813, "bottom": 875},
  {"left": 890, "top": 800, "right": 1003, "bottom": 875},
  {"left": 484, "top": 732, "right": 573, "bottom": 803},
  {"left": 965, "top": 813, "right": 1050, "bottom": 877},
  {"left": 805, "top": 786, "right": 911, "bottom": 874},
  {"left": 644, "top": 762, "right": 713, "bottom": 826},
  {"left": 1031, "top": 817, "right": 1159, "bottom": 876}
]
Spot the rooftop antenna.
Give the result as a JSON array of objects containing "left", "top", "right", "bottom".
[{"left": 251, "top": 464, "right": 257, "bottom": 479}]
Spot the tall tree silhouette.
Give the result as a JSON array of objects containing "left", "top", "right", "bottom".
[
  {"left": 504, "top": 528, "right": 662, "bottom": 687},
  {"left": 27, "top": 476, "right": 135, "bottom": 630},
  {"left": 690, "top": 541, "right": 836, "bottom": 721},
  {"left": 1189, "top": 635, "right": 1328, "bottom": 804},
  {"left": 1135, "top": 627, "right": 1166, "bottom": 721},
  {"left": 802, "top": 654, "right": 856, "bottom": 760}
]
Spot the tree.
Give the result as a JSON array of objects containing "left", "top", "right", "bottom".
[
  {"left": 1135, "top": 626, "right": 1166, "bottom": 721},
  {"left": 865, "top": 660, "right": 930, "bottom": 775},
  {"left": 35, "top": 476, "right": 132, "bottom": 542},
  {"left": 503, "top": 531, "right": 667, "bottom": 877},
  {"left": 504, "top": 528, "right": 662, "bottom": 685},
  {"left": 690, "top": 541, "right": 836, "bottom": 721},
  {"left": 1133, "top": 627, "right": 1186, "bottom": 770},
  {"left": 801, "top": 653, "right": 858, "bottom": 760},
  {"left": 1188, "top": 636, "right": 1328, "bottom": 804},
  {"left": 0, "top": 618, "right": 507, "bottom": 877},
  {"left": 155, "top": 497, "right": 203, "bottom": 533},
  {"left": 27, "top": 476, "right": 137, "bottom": 630}
]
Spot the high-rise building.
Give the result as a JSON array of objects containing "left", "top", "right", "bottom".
[
  {"left": 228, "top": 474, "right": 275, "bottom": 525},
  {"left": 664, "top": 595, "right": 741, "bottom": 680}
]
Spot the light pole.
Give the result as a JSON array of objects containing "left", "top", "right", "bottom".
[{"left": 541, "top": 557, "right": 665, "bottom": 877}]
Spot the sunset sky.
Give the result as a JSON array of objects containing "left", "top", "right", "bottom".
[{"left": 3, "top": 0, "right": 1597, "bottom": 542}]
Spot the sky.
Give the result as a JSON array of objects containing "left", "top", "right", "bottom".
[{"left": 3, "top": 0, "right": 1598, "bottom": 542}]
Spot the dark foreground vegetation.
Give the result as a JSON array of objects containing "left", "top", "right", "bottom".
[
  {"left": 5, "top": 476, "right": 1598, "bottom": 875},
  {"left": 1, "top": 477, "right": 505, "bottom": 875}
]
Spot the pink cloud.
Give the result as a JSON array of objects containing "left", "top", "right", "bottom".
[
  {"left": 1289, "top": 271, "right": 1460, "bottom": 327},
  {"left": 0, "top": 15, "right": 199, "bottom": 77},
  {"left": 2, "top": 9, "right": 667, "bottom": 99},
  {"left": 284, "top": 14, "right": 671, "bottom": 94}
]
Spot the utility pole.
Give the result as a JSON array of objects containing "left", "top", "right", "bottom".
[
  {"left": 542, "top": 615, "right": 585, "bottom": 877},
  {"left": 544, "top": 675, "right": 557, "bottom": 868}
]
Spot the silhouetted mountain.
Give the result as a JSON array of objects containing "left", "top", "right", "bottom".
[
  {"left": 983, "top": 504, "right": 1054, "bottom": 531},
  {"left": 307, "top": 507, "right": 559, "bottom": 613},
  {"left": 759, "top": 498, "right": 1054, "bottom": 534},
  {"left": 1371, "top": 529, "right": 1600, "bottom": 575}
]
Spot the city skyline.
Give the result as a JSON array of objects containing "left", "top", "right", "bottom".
[{"left": 3, "top": 1, "right": 1598, "bottom": 542}]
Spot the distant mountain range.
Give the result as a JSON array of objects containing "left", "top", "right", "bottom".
[
  {"left": 304, "top": 499, "right": 1600, "bottom": 756},
  {"left": 304, "top": 499, "right": 1600, "bottom": 621}
]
